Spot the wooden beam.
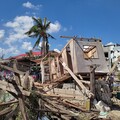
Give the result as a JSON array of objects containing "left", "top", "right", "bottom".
[
  {"left": 44, "top": 98, "right": 79, "bottom": 117},
  {"left": 0, "top": 100, "right": 18, "bottom": 107},
  {"left": 81, "top": 80, "right": 90, "bottom": 85},
  {"left": 14, "top": 73, "right": 29, "bottom": 120},
  {"left": 0, "top": 64, "right": 25, "bottom": 75},
  {"left": 60, "top": 99, "right": 87, "bottom": 111},
  {"left": 60, "top": 60, "right": 93, "bottom": 98},
  {"left": 90, "top": 65, "right": 96, "bottom": 97},
  {"left": 41, "top": 61, "right": 45, "bottom": 84},
  {"left": 4, "top": 105, "right": 19, "bottom": 120},
  {"left": 0, "top": 106, "right": 13, "bottom": 116},
  {"left": 22, "top": 70, "right": 30, "bottom": 90},
  {"left": 0, "top": 80, "right": 30, "bottom": 96}
]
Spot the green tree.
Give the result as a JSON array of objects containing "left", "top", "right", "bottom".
[{"left": 25, "top": 17, "right": 55, "bottom": 57}]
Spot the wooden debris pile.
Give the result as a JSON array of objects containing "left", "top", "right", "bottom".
[{"left": 0, "top": 38, "right": 114, "bottom": 120}]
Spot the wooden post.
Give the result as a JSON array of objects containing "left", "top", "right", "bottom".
[
  {"left": 89, "top": 65, "right": 98, "bottom": 110},
  {"left": 13, "top": 61, "right": 29, "bottom": 120},
  {"left": 49, "top": 53, "right": 52, "bottom": 81},
  {"left": 14, "top": 73, "right": 29, "bottom": 120},
  {"left": 41, "top": 61, "right": 45, "bottom": 84},
  {"left": 90, "top": 65, "right": 97, "bottom": 97},
  {"left": 90, "top": 66, "right": 95, "bottom": 95},
  {"left": 90, "top": 64, "right": 97, "bottom": 98}
]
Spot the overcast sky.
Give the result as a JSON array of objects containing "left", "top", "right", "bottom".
[{"left": 0, "top": 0, "right": 120, "bottom": 58}]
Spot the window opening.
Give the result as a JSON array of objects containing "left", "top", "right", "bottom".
[{"left": 83, "top": 45, "right": 98, "bottom": 59}]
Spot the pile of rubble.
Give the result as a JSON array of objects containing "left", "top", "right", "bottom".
[{"left": 0, "top": 38, "right": 120, "bottom": 120}]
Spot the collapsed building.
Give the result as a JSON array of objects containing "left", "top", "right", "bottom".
[{"left": 0, "top": 37, "right": 117, "bottom": 120}]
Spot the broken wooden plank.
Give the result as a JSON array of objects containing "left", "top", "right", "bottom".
[
  {"left": 48, "top": 88, "right": 84, "bottom": 98},
  {"left": 0, "top": 64, "right": 25, "bottom": 75},
  {"left": 0, "top": 100, "right": 18, "bottom": 106},
  {"left": 0, "top": 106, "right": 13, "bottom": 116},
  {"left": 14, "top": 73, "right": 29, "bottom": 120},
  {"left": 44, "top": 75, "right": 71, "bottom": 92},
  {"left": 60, "top": 99, "right": 87, "bottom": 111},
  {"left": 4, "top": 105, "right": 19, "bottom": 120},
  {"left": 60, "top": 60, "right": 93, "bottom": 98},
  {"left": 18, "top": 98, "right": 28, "bottom": 120},
  {"left": 0, "top": 80, "right": 30, "bottom": 96},
  {"left": 44, "top": 99, "right": 79, "bottom": 117},
  {"left": 44, "top": 104, "right": 71, "bottom": 120},
  {"left": 81, "top": 80, "right": 90, "bottom": 84},
  {"left": 20, "top": 71, "right": 34, "bottom": 90},
  {"left": 41, "top": 61, "right": 45, "bottom": 84}
]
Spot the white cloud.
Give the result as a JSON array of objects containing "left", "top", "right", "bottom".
[
  {"left": 23, "top": 1, "right": 42, "bottom": 10},
  {"left": 0, "top": 30, "right": 5, "bottom": 39},
  {"left": 39, "top": 42, "right": 42, "bottom": 48},
  {"left": 7, "top": 46, "right": 20, "bottom": 55},
  {"left": 47, "top": 21, "right": 61, "bottom": 33},
  {"left": 1, "top": 16, "right": 62, "bottom": 57},
  {"left": 0, "top": 48, "right": 5, "bottom": 54},
  {"left": 4, "top": 16, "right": 34, "bottom": 45},
  {"left": 22, "top": 41, "right": 32, "bottom": 50},
  {"left": 23, "top": 1, "right": 34, "bottom": 8},
  {"left": 4, "top": 17, "right": 61, "bottom": 45},
  {"left": 54, "top": 49, "right": 60, "bottom": 53},
  {"left": 0, "top": 46, "right": 20, "bottom": 57}
]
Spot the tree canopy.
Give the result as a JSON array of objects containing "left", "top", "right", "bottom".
[{"left": 25, "top": 17, "right": 55, "bottom": 57}]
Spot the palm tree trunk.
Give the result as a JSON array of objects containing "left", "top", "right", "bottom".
[
  {"left": 41, "top": 38, "right": 48, "bottom": 57},
  {"left": 41, "top": 40, "right": 45, "bottom": 57},
  {"left": 46, "top": 39, "right": 49, "bottom": 54}
]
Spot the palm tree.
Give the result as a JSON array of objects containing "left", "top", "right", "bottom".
[{"left": 25, "top": 17, "right": 55, "bottom": 57}]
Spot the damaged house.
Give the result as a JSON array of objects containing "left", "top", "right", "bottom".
[
  {"left": 38, "top": 37, "right": 111, "bottom": 111},
  {"left": 0, "top": 37, "right": 114, "bottom": 120}
]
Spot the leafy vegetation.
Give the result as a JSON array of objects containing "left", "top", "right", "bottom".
[{"left": 25, "top": 17, "right": 55, "bottom": 57}]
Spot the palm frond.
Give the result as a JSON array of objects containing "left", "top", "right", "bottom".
[
  {"left": 47, "top": 33, "right": 55, "bottom": 39},
  {"left": 25, "top": 17, "right": 55, "bottom": 56},
  {"left": 45, "top": 22, "right": 51, "bottom": 30},
  {"left": 37, "top": 18, "right": 42, "bottom": 24},
  {"left": 37, "top": 18, "right": 43, "bottom": 28},
  {"left": 32, "top": 17, "right": 43, "bottom": 29},
  {"left": 43, "top": 17, "right": 47, "bottom": 26},
  {"left": 32, "top": 17, "right": 40, "bottom": 24},
  {"left": 29, "top": 32, "right": 39, "bottom": 38},
  {"left": 25, "top": 25, "right": 38, "bottom": 35},
  {"left": 33, "top": 36, "right": 41, "bottom": 49}
]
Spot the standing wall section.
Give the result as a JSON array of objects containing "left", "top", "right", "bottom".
[{"left": 73, "top": 39, "right": 109, "bottom": 73}]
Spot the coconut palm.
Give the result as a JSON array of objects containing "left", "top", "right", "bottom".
[{"left": 25, "top": 17, "right": 55, "bottom": 57}]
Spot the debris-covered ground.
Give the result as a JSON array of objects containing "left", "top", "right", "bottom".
[{"left": 0, "top": 38, "right": 120, "bottom": 120}]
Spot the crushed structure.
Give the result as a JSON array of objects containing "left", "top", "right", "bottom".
[{"left": 0, "top": 37, "right": 119, "bottom": 120}]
